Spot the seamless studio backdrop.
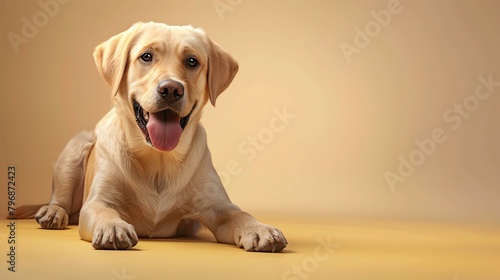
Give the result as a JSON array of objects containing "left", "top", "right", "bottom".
[{"left": 1, "top": 0, "right": 500, "bottom": 224}]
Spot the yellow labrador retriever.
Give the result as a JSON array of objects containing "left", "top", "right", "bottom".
[{"left": 15, "top": 22, "right": 287, "bottom": 252}]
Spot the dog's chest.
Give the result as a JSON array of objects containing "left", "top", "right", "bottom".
[
  {"left": 137, "top": 183, "right": 175, "bottom": 217},
  {"left": 125, "top": 177, "right": 183, "bottom": 237}
]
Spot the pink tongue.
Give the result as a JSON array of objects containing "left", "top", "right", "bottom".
[{"left": 146, "top": 110, "right": 182, "bottom": 151}]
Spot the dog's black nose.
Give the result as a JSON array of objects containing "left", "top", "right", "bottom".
[{"left": 157, "top": 80, "right": 184, "bottom": 101}]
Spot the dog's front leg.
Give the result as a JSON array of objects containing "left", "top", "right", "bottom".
[
  {"left": 79, "top": 197, "right": 138, "bottom": 250},
  {"left": 192, "top": 162, "right": 288, "bottom": 252},
  {"left": 203, "top": 205, "right": 288, "bottom": 252}
]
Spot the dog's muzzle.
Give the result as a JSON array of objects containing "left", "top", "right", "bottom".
[{"left": 133, "top": 100, "right": 195, "bottom": 151}]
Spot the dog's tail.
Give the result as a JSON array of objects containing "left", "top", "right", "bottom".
[{"left": 8, "top": 204, "right": 46, "bottom": 219}]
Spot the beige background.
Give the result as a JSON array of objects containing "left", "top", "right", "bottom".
[{"left": 1, "top": 0, "right": 500, "bottom": 224}]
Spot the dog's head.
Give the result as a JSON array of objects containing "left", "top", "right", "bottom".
[{"left": 93, "top": 22, "right": 238, "bottom": 152}]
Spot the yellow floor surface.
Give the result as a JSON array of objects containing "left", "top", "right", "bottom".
[{"left": 0, "top": 217, "right": 498, "bottom": 280}]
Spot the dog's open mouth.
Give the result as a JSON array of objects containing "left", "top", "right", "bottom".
[{"left": 133, "top": 100, "right": 195, "bottom": 151}]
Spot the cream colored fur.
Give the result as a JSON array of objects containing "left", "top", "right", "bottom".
[{"left": 16, "top": 22, "right": 287, "bottom": 252}]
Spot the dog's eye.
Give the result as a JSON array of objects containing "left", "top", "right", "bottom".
[
  {"left": 140, "top": 52, "right": 153, "bottom": 62},
  {"left": 186, "top": 57, "right": 199, "bottom": 68}
]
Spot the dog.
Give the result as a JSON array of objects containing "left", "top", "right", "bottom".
[{"left": 14, "top": 22, "right": 287, "bottom": 252}]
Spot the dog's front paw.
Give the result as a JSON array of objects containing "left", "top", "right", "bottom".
[
  {"left": 236, "top": 223, "right": 288, "bottom": 252},
  {"left": 35, "top": 205, "right": 68, "bottom": 229},
  {"left": 92, "top": 219, "right": 139, "bottom": 250}
]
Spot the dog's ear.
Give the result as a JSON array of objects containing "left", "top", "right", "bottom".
[
  {"left": 205, "top": 37, "right": 239, "bottom": 106},
  {"left": 93, "top": 22, "right": 144, "bottom": 96}
]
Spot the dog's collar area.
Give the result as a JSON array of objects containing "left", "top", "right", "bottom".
[{"left": 133, "top": 100, "right": 196, "bottom": 145}]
